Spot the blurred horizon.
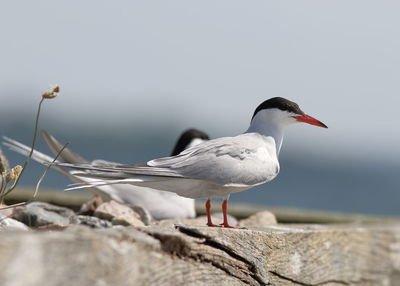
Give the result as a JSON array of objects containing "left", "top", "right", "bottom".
[
  {"left": 2, "top": 121, "right": 400, "bottom": 216},
  {"left": 1, "top": 1, "right": 399, "bottom": 215}
]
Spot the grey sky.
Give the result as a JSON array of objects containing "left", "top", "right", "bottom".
[{"left": 1, "top": 1, "right": 399, "bottom": 163}]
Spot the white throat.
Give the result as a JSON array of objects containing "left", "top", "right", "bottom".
[{"left": 245, "top": 109, "right": 292, "bottom": 155}]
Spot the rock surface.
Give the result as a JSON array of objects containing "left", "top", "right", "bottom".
[
  {"left": 155, "top": 213, "right": 238, "bottom": 228},
  {"left": 75, "top": 215, "right": 113, "bottom": 228},
  {"left": 0, "top": 214, "right": 29, "bottom": 231},
  {"left": 11, "top": 202, "right": 77, "bottom": 227},
  {"left": 130, "top": 205, "right": 153, "bottom": 225},
  {"left": 239, "top": 210, "right": 277, "bottom": 227},
  {"left": 79, "top": 195, "right": 104, "bottom": 215},
  {"left": 1, "top": 222, "right": 400, "bottom": 286},
  {"left": 0, "top": 204, "right": 13, "bottom": 217},
  {"left": 94, "top": 200, "right": 145, "bottom": 227}
]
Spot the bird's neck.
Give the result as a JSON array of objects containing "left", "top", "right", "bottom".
[{"left": 245, "top": 114, "right": 285, "bottom": 156}]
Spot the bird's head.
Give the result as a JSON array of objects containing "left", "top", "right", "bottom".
[{"left": 251, "top": 97, "right": 328, "bottom": 129}]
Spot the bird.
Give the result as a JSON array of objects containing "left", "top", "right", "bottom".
[
  {"left": 50, "top": 97, "right": 328, "bottom": 228},
  {"left": 3, "top": 128, "right": 209, "bottom": 220}
]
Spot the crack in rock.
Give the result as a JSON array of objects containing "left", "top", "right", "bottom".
[
  {"left": 138, "top": 224, "right": 398, "bottom": 286},
  {"left": 141, "top": 226, "right": 266, "bottom": 286},
  {"left": 176, "top": 226, "right": 267, "bottom": 286},
  {"left": 269, "top": 271, "right": 350, "bottom": 286}
]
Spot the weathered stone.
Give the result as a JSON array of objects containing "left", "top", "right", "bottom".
[
  {"left": 36, "top": 224, "right": 68, "bottom": 231},
  {"left": 75, "top": 215, "right": 113, "bottom": 228},
  {"left": 211, "top": 212, "right": 239, "bottom": 226},
  {"left": 94, "top": 200, "right": 144, "bottom": 227},
  {"left": 79, "top": 195, "right": 104, "bottom": 215},
  {"left": 130, "top": 205, "right": 153, "bottom": 225},
  {"left": 155, "top": 213, "right": 238, "bottom": 228},
  {"left": 0, "top": 204, "right": 13, "bottom": 217},
  {"left": 11, "top": 202, "right": 77, "bottom": 227},
  {"left": 1, "top": 223, "right": 400, "bottom": 286},
  {"left": 111, "top": 216, "right": 144, "bottom": 227},
  {"left": 0, "top": 214, "right": 29, "bottom": 231},
  {"left": 239, "top": 210, "right": 277, "bottom": 227}
]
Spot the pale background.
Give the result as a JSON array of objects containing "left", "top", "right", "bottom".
[{"left": 1, "top": 1, "right": 399, "bottom": 215}]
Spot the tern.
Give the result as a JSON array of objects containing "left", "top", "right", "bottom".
[
  {"left": 51, "top": 97, "right": 328, "bottom": 228},
  {"left": 3, "top": 128, "right": 209, "bottom": 220}
]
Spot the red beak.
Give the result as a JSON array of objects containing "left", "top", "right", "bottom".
[{"left": 292, "top": 114, "right": 328, "bottom": 128}]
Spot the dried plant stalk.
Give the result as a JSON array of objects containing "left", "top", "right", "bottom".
[{"left": 0, "top": 85, "right": 60, "bottom": 207}]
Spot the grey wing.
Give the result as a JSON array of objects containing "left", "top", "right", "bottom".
[
  {"left": 57, "top": 134, "right": 279, "bottom": 187},
  {"left": 147, "top": 134, "right": 280, "bottom": 186}
]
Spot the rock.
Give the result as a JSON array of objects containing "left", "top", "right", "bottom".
[
  {"left": 0, "top": 204, "right": 13, "bottom": 217},
  {"left": 94, "top": 200, "right": 144, "bottom": 227},
  {"left": 211, "top": 212, "right": 239, "bottom": 226},
  {"left": 130, "top": 205, "right": 153, "bottom": 225},
  {"left": 75, "top": 215, "right": 113, "bottom": 228},
  {"left": 11, "top": 202, "right": 77, "bottom": 227},
  {"left": 79, "top": 195, "right": 104, "bottom": 215},
  {"left": 111, "top": 216, "right": 144, "bottom": 227},
  {"left": 239, "top": 210, "right": 277, "bottom": 227},
  {"left": 1, "top": 223, "right": 400, "bottom": 285},
  {"left": 0, "top": 214, "right": 29, "bottom": 231},
  {"left": 36, "top": 224, "right": 68, "bottom": 231},
  {"left": 155, "top": 213, "right": 238, "bottom": 228}
]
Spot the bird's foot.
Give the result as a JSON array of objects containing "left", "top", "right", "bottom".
[
  {"left": 219, "top": 223, "right": 244, "bottom": 229},
  {"left": 206, "top": 222, "right": 221, "bottom": 227}
]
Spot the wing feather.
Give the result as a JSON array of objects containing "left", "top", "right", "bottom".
[{"left": 57, "top": 133, "right": 280, "bottom": 187}]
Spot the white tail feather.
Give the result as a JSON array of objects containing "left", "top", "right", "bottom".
[
  {"left": 2, "top": 136, "right": 55, "bottom": 165},
  {"left": 65, "top": 178, "right": 147, "bottom": 191}
]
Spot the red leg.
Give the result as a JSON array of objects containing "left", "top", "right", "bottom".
[
  {"left": 221, "top": 199, "right": 241, "bottom": 229},
  {"left": 205, "top": 199, "right": 219, "bottom": 227}
]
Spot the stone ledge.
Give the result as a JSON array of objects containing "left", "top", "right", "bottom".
[
  {"left": 1, "top": 223, "right": 400, "bottom": 286},
  {"left": 6, "top": 188, "right": 400, "bottom": 224}
]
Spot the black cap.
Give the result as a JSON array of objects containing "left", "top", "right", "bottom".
[{"left": 252, "top": 97, "right": 305, "bottom": 120}]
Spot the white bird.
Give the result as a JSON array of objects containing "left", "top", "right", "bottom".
[
  {"left": 52, "top": 97, "right": 328, "bottom": 228},
  {"left": 3, "top": 128, "right": 209, "bottom": 220}
]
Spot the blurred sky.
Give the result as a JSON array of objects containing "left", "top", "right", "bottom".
[{"left": 1, "top": 1, "right": 400, "bottom": 214}]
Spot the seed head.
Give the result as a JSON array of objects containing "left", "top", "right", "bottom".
[
  {"left": 6, "top": 165, "right": 23, "bottom": 182},
  {"left": 42, "top": 85, "right": 60, "bottom": 99}
]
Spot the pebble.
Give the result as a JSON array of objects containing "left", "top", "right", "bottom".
[
  {"left": 75, "top": 215, "right": 113, "bottom": 228},
  {"left": 79, "top": 196, "right": 104, "bottom": 215},
  {"left": 239, "top": 210, "right": 277, "bottom": 227},
  {"left": 94, "top": 200, "right": 145, "bottom": 227},
  {"left": 0, "top": 204, "right": 13, "bottom": 217},
  {"left": 12, "top": 202, "right": 77, "bottom": 227},
  {"left": 0, "top": 214, "right": 30, "bottom": 231}
]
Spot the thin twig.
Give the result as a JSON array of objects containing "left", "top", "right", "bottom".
[
  {"left": 0, "top": 143, "right": 69, "bottom": 211},
  {"left": 0, "top": 202, "right": 27, "bottom": 210},
  {"left": 33, "top": 142, "right": 69, "bottom": 198},
  {"left": 29, "top": 97, "right": 45, "bottom": 158},
  {"left": 0, "top": 98, "right": 45, "bottom": 199}
]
